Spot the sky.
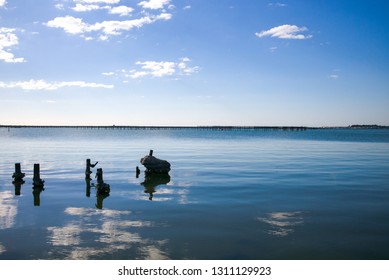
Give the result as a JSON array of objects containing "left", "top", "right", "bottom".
[{"left": 0, "top": 0, "right": 388, "bottom": 126}]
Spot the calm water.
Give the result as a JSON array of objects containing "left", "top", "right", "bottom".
[{"left": 0, "top": 127, "right": 388, "bottom": 260}]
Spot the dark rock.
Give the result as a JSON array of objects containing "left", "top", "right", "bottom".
[{"left": 140, "top": 154, "right": 171, "bottom": 174}]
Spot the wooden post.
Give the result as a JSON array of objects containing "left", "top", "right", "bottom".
[
  {"left": 33, "top": 163, "right": 44, "bottom": 187},
  {"left": 33, "top": 164, "right": 40, "bottom": 181},
  {"left": 15, "top": 163, "right": 21, "bottom": 174},
  {"left": 12, "top": 163, "right": 25, "bottom": 181},
  {"left": 136, "top": 166, "right": 140, "bottom": 178},
  {"left": 96, "top": 168, "right": 103, "bottom": 185},
  {"left": 85, "top": 159, "right": 91, "bottom": 178},
  {"left": 149, "top": 149, "right": 153, "bottom": 156}
]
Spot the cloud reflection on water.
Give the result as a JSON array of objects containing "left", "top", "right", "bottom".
[
  {"left": 0, "top": 191, "right": 17, "bottom": 230},
  {"left": 0, "top": 243, "right": 5, "bottom": 255},
  {"left": 257, "top": 211, "right": 304, "bottom": 237},
  {"left": 47, "top": 207, "right": 169, "bottom": 259}
]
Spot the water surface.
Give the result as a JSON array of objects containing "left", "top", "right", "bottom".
[{"left": 0, "top": 127, "right": 388, "bottom": 259}]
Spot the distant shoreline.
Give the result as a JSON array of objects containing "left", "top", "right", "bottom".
[{"left": 1, "top": 124, "right": 388, "bottom": 130}]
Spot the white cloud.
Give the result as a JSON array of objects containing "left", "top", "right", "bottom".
[
  {"left": 0, "top": 79, "right": 114, "bottom": 90},
  {"left": 46, "top": 16, "right": 89, "bottom": 35},
  {"left": 55, "top": 3, "right": 65, "bottom": 10},
  {"left": 72, "top": 3, "right": 101, "bottom": 12},
  {"left": 136, "top": 61, "right": 176, "bottom": 77},
  {"left": 75, "top": 0, "right": 120, "bottom": 4},
  {"left": 101, "top": 71, "right": 115, "bottom": 76},
  {"left": 127, "top": 57, "right": 199, "bottom": 79},
  {"left": 183, "top": 5, "right": 191, "bottom": 10},
  {"left": 71, "top": 3, "right": 134, "bottom": 16},
  {"left": 109, "top": 6, "right": 134, "bottom": 16},
  {"left": 0, "top": 27, "right": 26, "bottom": 63},
  {"left": 256, "top": 24, "right": 312, "bottom": 40},
  {"left": 48, "top": 1, "right": 173, "bottom": 40},
  {"left": 0, "top": 0, "right": 6, "bottom": 8},
  {"left": 138, "top": 0, "right": 171, "bottom": 10},
  {"left": 46, "top": 13, "right": 172, "bottom": 38}
]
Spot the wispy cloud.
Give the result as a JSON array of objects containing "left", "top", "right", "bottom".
[
  {"left": 101, "top": 71, "right": 115, "bottom": 76},
  {"left": 328, "top": 69, "right": 340, "bottom": 80},
  {"left": 329, "top": 74, "right": 339, "bottom": 80},
  {"left": 0, "top": 0, "right": 6, "bottom": 8},
  {"left": 269, "top": 46, "right": 278, "bottom": 52},
  {"left": 256, "top": 24, "right": 312, "bottom": 40},
  {"left": 0, "top": 28, "right": 26, "bottom": 63},
  {"left": 0, "top": 79, "right": 114, "bottom": 90},
  {"left": 268, "top": 3, "right": 287, "bottom": 8},
  {"left": 124, "top": 57, "right": 200, "bottom": 79}
]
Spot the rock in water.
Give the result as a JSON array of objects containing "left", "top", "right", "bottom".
[{"left": 140, "top": 154, "right": 171, "bottom": 174}]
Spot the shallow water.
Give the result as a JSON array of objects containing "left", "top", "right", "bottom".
[{"left": 0, "top": 127, "right": 388, "bottom": 259}]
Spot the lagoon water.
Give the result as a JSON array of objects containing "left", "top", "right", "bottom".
[{"left": 0, "top": 127, "right": 388, "bottom": 260}]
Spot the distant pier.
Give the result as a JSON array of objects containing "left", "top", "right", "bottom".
[
  {"left": 0, "top": 125, "right": 387, "bottom": 131},
  {"left": 0, "top": 125, "right": 310, "bottom": 131}
]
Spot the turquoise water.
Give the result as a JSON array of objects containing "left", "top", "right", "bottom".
[{"left": 0, "top": 127, "right": 388, "bottom": 260}]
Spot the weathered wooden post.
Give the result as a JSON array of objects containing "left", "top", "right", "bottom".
[
  {"left": 33, "top": 163, "right": 45, "bottom": 187},
  {"left": 12, "top": 163, "right": 25, "bottom": 181},
  {"left": 85, "top": 158, "right": 98, "bottom": 179},
  {"left": 136, "top": 166, "right": 140, "bottom": 178},
  {"left": 95, "top": 168, "right": 110, "bottom": 196},
  {"left": 95, "top": 168, "right": 104, "bottom": 185},
  {"left": 149, "top": 149, "right": 153, "bottom": 156},
  {"left": 15, "top": 163, "right": 22, "bottom": 175}
]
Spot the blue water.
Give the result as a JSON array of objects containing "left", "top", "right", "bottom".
[{"left": 0, "top": 127, "right": 388, "bottom": 259}]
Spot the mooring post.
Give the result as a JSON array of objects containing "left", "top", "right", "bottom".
[
  {"left": 15, "top": 163, "right": 21, "bottom": 174},
  {"left": 12, "top": 163, "right": 25, "bottom": 181},
  {"left": 149, "top": 149, "right": 153, "bottom": 156},
  {"left": 85, "top": 159, "right": 91, "bottom": 178},
  {"left": 96, "top": 168, "right": 103, "bottom": 185},
  {"left": 136, "top": 166, "right": 140, "bottom": 178},
  {"left": 33, "top": 163, "right": 40, "bottom": 181},
  {"left": 85, "top": 158, "right": 98, "bottom": 179},
  {"left": 33, "top": 163, "right": 44, "bottom": 187}
]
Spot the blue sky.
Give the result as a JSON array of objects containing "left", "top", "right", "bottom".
[{"left": 0, "top": 0, "right": 388, "bottom": 126}]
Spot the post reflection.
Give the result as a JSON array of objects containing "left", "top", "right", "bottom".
[
  {"left": 12, "top": 180, "right": 25, "bottom": 196},
  {"left": 84, "top": 163, "right": 111, "bottom": 209},
  {"left": 141, "top": 173, "right": 171, "bottom": 201},
  {"left": 85, "top": 178, "right": 92, "bottom": 197},
  {"left": 32, "top": 186, "right": 44, "bottom": 206}
]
